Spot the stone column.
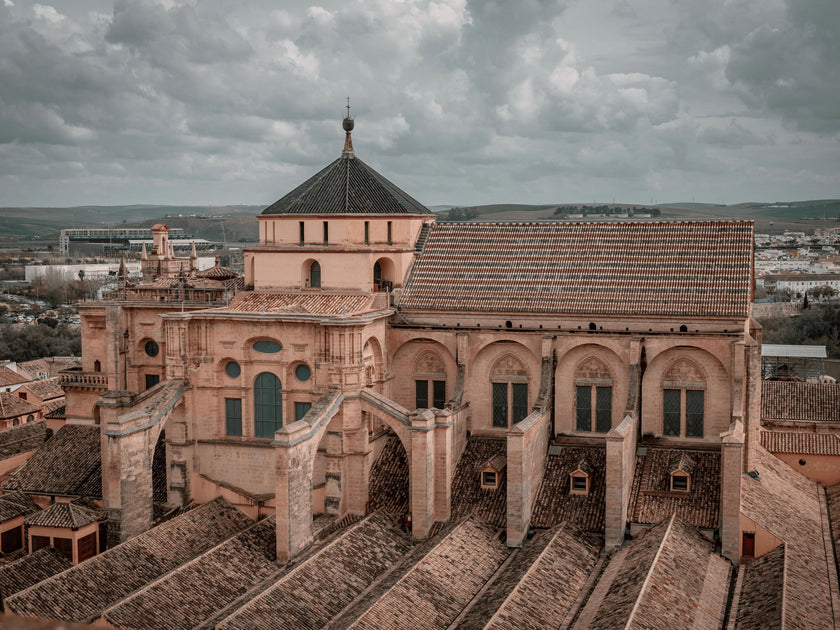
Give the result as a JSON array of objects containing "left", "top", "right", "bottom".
[
  {"left": 720, "top": 420, "right": 744, "bottom": 564},
  {"left": 274, "top": 423, "right": 314, "bottom": 563},
  {"left": 409, "top": 409, "right": 436, "bottom": 538}
]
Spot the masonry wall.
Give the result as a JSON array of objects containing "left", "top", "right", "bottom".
[
  {"left": 506, "top": 407, "right": 551, "bottom": 546},
  {"left": 605, "top": 414, "right": 638, "bottom": 549},
  {"left": 773, "top": 453, "right": 840, "bottom": 486}
]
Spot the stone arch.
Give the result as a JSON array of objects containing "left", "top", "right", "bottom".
[
  {"left": 642, "top": 346, "right": 729, "bottom": 439},
  {"left": 471, "top": 341, "right": 539, "bottom": 431},
  {"left": 373, "top": 257, "right": 395, "bottom": 291},
  {"left": 301, "top": 258, "right": 321, "bottom": 289},
  {"left": 362, "top": 335, "right": 384, "bottom": 390},
  {"left": 390, "top": 339, "right": 456, "bottom": 411},
  {"left": 555, "top": 343, "right": 627, "bottom": 436}
]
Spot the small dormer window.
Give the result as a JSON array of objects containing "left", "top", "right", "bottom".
[
  {"left": 671, "top": 473, "right": 689, "bottom": 492},
  {"left": 481, "top": 454, "right": 506, "bottom": 490},
  {"left": 569, "top": 457, "right": 593, "bottom": 495},
  {"left": 669, "top": 453, "right": 694, "bottom": 493},
  {"left": 571, "top": 475, "right": 588, "bottom": 492}
]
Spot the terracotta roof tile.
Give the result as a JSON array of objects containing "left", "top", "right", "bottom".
[
  {"left": 0, "top": 547, "right": 72, "bottom": 602},
  {"left": 24, "top": 502, "right": 100, "bottom": 529},
  {"left": 400, "top": 221, "right": 754, "bottom": 318},
  {"left": 18, "top": 378, "right": 63, "bottom": 402},
  {"left": 262, "top": 155, "right": 431, "bottom": 216},
  {"left": 740, "top": 447, "right": 835, "bottom": 630},
  {"left": 472, "top": 524, "right": 601, "bottom": 630},
  {"left": 6, "top": 498, "right": 253, "bottom": 623},
  {"left": 0, "top": 394, "right": 40, "bottom": 421},
  {"left": 531, "top": 446, "right": 606, "bottom": 532},
  {"left": 17, "top": 358, "right": 80, "bottom": 380},
  {"left": 367, "top": 435, "right": 408, "bottom": 514},
  {"left": 219, "top": 291, "right": 383, "bottom": 316},
  {"left": 628, "top": 447, "right": 721, "bottom": 529},
  {"left": 761, "top": 431, "right": 840, "bottom": 455},
  {"left": 734, "top": 545, "right": 785, "bottom": 630},
  {"left": 762, "top": 381, "right": 840, "bottom": 423},
  {"left": 0, "top": 368, "right": 27, "bottom": 388},
  {"left": 103, "top": 516, "right": 278, "bottom": 630},
  {"left": 0, "top": 491, "right": 40, "bottom": 522},
  {"left": 4, "top": 424, "right": 101, "bottom": 498},
  {"left": 574, "top": 516, "right": 729, "bottom": 630},
  {"left": 218, "top": 512, "right": 413, "bottom": 630},
  {"left": 353, "top": 518, "right": 509, "bottom": 630},
  {"left": 0, "top": 421, "right": 47, "bottom": 462},
  {"left": 450, "top": 438, "right": 508, "bottom": 527}
]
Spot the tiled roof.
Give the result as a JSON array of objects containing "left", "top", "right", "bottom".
[
  {"left": 450, "top": 438, "right": 508, "bottom": 528},
  {"left": 0, "top": 547, "right": 72, "bottom": 603},
  {"left": 734, "top": 545, "right": 785, "bottom": 630},
  {"left": 197, "top": 260, "right": 239, "bottom": 280},
  {"left": 6, "top": 498, "right": 254, "bottom": 623},
  {"left": 628, "top": 447, "right": 721, "bottom": 529},
  {"left": 18, "top": 378, "right": 63, "bottom": 402},
  {"left": 367, "top": 434, "right": 408, "bottom": 514},
  {"left": 0, "top": 421, "right": 47, "bottom": 462},
  {"left": 0, "top": 367, "right": 27, "bottom": 388},
  {"left": 531, "top": 446, "right": 606, "bottom": 532},
  {"left": 739, "top": 447, "right": 835, "bottom": 630},
  {"left": 574, "top": 515, "right": 730, "bottom": 630},
  {"left": 103, "top": 516, "right": 278, "bottom": 630},
  {"left": 262, "top": 155, "right": 431, "bottom": 216},
  {"left": 43, "top": 403, "right": 65, "bottom": 419},
  {"left": 762, "top": 381, "right": 840, "bottom": 423},
  {"left": 0, "top": 394, "right": 40, "bottom": 420},
  {"left": 0, "top": 491, "right": 41, "bottom": 522},
  {"left": 219, "top": 291, "right": 382, "bottom": 316},
  {"left": 761, "top": 430, "right": 840, "bottom": 455},
  {"left": 4, "top": 424, "right": 101, "bottom": 498},
  {"left": 218, "top": 512, "right": 413, "bottom": 630},
  {"left": 399, "top": 221, "right": 754, "bottom": 317},
  {"left": 17, "top": 357, "right": 80, "bottom": 380},
  {"left": 461, "top": 523, "right": 601, "bottom": 630},
  {"left": 24, "top": 502, "right": 100, "bottom": 529},
  {"left": 352, "top": 518, "right": 509, "bottom": 630}
]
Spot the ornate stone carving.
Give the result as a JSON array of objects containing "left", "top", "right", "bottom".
[
  {"left": 575, "top": 356, "right": 612, "bottom": 381},
  {"left": 664, "top": 358, "right": 705, "bottom": 384},
  {"left": 491, "top": 354, "right": 527, "bottom": 377},
  {"left": 414, "top": 350, "right": 445, "bottom": 375}
]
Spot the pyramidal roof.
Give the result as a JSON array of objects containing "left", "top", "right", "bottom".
[{"left": 262, "top": 116, "right": 431, "bottom": 216}]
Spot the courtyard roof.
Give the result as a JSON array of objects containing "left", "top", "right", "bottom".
[
  {"left": 400, "top": 221, "right": 754, "bottom": 318},
  {"left": 761, "top": 344, "right": 827, "bottom": 359}
]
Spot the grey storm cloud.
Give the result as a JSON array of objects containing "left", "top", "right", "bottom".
[{"left": 0, "top": 0, "right": 837, "bottom": 207}]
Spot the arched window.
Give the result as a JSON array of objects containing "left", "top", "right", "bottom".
[
  {"left": 93, "top": 360, "right": 101, "bottom": 372},
  {"left": 309, "top": 261, "right": 321, "bottom": 288},
  {"left": 373, "top": 261, "right": 382, "bottom": 287},
  {"left": 491, "top": 354, "right": 529, "bottom": 428},
  {"left": 574, "top": 356, "right": 613, "bottom": 433},
  {"left": 662, "top": 359, "right": 705, "bottom": 438},
  {"left": 413, "top": 350, "right": 446, "bottom": 409},
  {"left": 254, "top": 372, "right": 283, "bottom": 438}
]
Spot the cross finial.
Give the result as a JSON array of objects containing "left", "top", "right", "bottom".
[{"left": 346, "top": 97, "right": 351, "bottom": 119}]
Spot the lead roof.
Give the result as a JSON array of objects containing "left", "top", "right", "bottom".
[{"left": 262, "top": 155, "right": 431, "bottom": 216}]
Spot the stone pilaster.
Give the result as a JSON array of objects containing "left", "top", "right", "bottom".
[{"left": 720, "top": 420, "right": 744, "bottom": 564}]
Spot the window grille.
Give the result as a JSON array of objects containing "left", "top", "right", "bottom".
[
  {"left": 512, "top": 383, "right": 528, "bottom": 424},
  {"left": 576, "top": 386, "right": 591, "bottom": 431},
  {"left": 685, "top": 390, "right": 704, "bottom": 437},
  {"left": 663, "top": 389, "right": 681, "bottom": 436},
  {"left": 492, "top": 382, "right": 508, "bottom": 427},
  {"left": 596, "top": 386, "right": 612, "bottom": 433},
  {"left": 225, "top": 398, "right": 242, "bottom": 436}
]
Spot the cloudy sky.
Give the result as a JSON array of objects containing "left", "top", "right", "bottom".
[{"left": 1, "top": 0, "right": 838, "bottom": 208}]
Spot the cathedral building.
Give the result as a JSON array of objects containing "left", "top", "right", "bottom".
[{"left": 20, "top": 114, "right": 836, "bottom": 628}]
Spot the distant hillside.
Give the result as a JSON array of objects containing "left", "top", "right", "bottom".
[{"left": 0, "top": 205, "right": 262, "bottom": 243}]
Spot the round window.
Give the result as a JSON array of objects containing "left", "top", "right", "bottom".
[
  {"left": 225, "top": 361, "right": 241, "bottom": 378},
  {"left": 144, "top": 340, "right": 159, "bottom": 357},
  {"left": 295, "top": 364, "right": 311, "bottom": 382}
]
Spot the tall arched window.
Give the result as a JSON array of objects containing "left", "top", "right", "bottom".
[
  {"left": 254, "top": 372, "right": 283, "bottom": 438},
  {"left": 309, "top": 261, "right": 321, "bottom": 288},
  {"left": 662, "top": 359, "right": 705, "bottom": 438},
  {"left": 491, "top": 354, "right": 529, "bottom": 428},
  {"left": 373, "top": 261, "right": 382, "bottom": 287},
  {"left": 575, "top": 356, "right": 613, "bottom": 433}
]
